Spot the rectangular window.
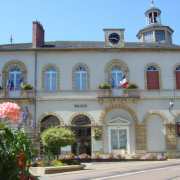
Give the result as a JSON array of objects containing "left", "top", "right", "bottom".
[
  {"left": 167, "top": 31, "right": 171, "bottom": 43},
  {"left": 147, "top": 71, "right": 159, "bottom": 89},
  {"left": 111, "top": 129, "right": 127, "bottom": 150},
  {"left": 155, "top": 30, "right": 165, "bottom": 42},
  {"left": 144, "top": 31, "right": 153, "bottom": 42}
]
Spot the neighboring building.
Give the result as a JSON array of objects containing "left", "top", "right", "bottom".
[{"left": 1, "top": 1, "right": 180, "bottom": 158}]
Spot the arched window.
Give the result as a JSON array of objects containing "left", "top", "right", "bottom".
[
  {"left": 111, "top": 66, "right": 123, "bottom": 86},
  {"left": 45, "top": 67, "right": 57, "bottom": 91},
  {"left": 147, "top": 66, "right": 159, "bottom": 89},
  {"left": 9, "top": 67, "right": 21, "bottom": 89},
  {"left": 75, "top": 67, "right": 87, "bottom": 90},
  {"left": 176, "top": 66, "right": 180, "bottom": 89}
]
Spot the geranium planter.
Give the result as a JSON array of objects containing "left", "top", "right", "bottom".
[{"left": 29, "top": 164, "right": 86, "bottom": 175}]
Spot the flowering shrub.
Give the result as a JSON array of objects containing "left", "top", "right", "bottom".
[
  {"left": 22, "top": 84, "right": 33, "bottom": 90},
  {"left": 99, "top": 84, "right": 110, "bottom": 89},
  {"left": 126, "top": 83, "right": 137, "bottom": 89},
  {"left": 130, "top": 154, "right": 141, "bottom": 159},
  {"left": 108, "top": 154, "right": 116, "bottom": 159},
  {"left": 0, "top": 102, "right": 38, "bottom": 179},
  {"left": 0, "top": 102, "right": 20, "bottom": 123},
  {"left": 92, "top": 128, "right": 102, "bottom": 141}
]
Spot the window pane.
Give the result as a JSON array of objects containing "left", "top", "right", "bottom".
[
  {"left": 75, "top": 73, "right": 80, "bottom": 90},
  {"left": 119, "top": 130, "right": 127, "bottom": 149},
  {"left": 111, "top": 73, "right": 116, "bottom": 86},
  {"left": 155, "top": 30, "right": 165, "bottom": 42},
  {"left": 16, "top": 74, "right": 21, "bottom": 88},
  {"left": 111, "top": 140, "right": 118, "bottom": 149},
  {"left": 111, "top": 130, "right": 118, "bottom": 139},
  {"left": 45, "top": 73, "right": 50, "bottom": 91},
  {"left": 117, "top": 73, "right": 122, "bottom": 86},
  {"left": 144, "top": 31, "right": 153, "bottom": 42},
  {"left": 81, "top": 73, "right": 87, "bottom": 90},
  {"left": 51, "top": 73, "right": 57, "bottom": 90}
]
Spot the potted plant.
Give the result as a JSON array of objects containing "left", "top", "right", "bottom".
[
  {"left": 126, "top": 83, "right": 137, "bottom": 89},
  {"left": 99, "top": 84, "right": 110, "bottom": 89},
  {"left": 116, "top": 154, "right": 126, "bottom": 159},
  {"left": 22, "top": 84, "right": 33, "bottom": 90},
  {"left": 130, "top": 154, "right": 141, "bottom": 159},
  {"left": 0, "top": 86, "right": 3, "bottom": 90},
  {"left": 144, "top": 154, "right": 156, "bottom": 160},
  {"left": 92, "top": 128, "right": 102, "bottom": 141}
]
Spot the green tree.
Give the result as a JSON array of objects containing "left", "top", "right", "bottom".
[{"left": 41, "top": 126, "right": 75, "bottom": 160}]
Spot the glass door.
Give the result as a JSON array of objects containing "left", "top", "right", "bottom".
[{"left": 71, "top": 127, "right": 91, "bottom": 156}]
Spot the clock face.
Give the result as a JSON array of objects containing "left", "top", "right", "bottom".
[{"left": 109, "top": 33, "right": 120, "bottom": 45}]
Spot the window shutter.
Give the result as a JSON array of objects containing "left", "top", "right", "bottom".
[
  {"left": 147, "top": 71, "right": 159, "bottom": 89},
  {"left": 176, "top": 71, "right": 180, "bottom": 89}
]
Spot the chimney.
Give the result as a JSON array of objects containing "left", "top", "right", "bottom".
[{"left": 32, "top": 20, "right": 45, "bottom": 47}]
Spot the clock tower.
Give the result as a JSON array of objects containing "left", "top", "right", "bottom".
[{"left": 103, "top": 29, "right": 125, "bottom": 48}]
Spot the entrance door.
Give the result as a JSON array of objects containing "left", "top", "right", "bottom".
[{"left": 72, "top": 127, "right": 91, "bottom": 156}]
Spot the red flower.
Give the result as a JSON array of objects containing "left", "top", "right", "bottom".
[
  {"left": 19, "top": 161, "right": 26, "bottom": 167},
  {"left": 19, "top": 152, "right": 24, "bottom": 160}
]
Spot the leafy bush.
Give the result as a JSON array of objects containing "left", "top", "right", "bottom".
[{"left": 41, "top": 126, "right": 75, "bottom": 160}]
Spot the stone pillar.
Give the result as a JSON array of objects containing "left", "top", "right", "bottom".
[
  {"left": 153, "top": 30, "right": 156, "bottom": 42},
  {"left": 135, "top": 125, "right": 147, "bottom": 155},
  {"left": 166, "top": 124, "right": 177, "bottom": 157},
  {"left": 165, "top": 30, "right": 168, "bottom": 43}
]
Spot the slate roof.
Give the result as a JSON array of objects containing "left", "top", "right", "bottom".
[{"left": 0, "top": 41, "right": 180, "bottom": 50}]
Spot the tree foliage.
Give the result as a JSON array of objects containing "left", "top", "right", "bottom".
[{"left": 41, "top": 126, "right": 75, "bottom": 148}]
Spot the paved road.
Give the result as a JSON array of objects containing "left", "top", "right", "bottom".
[{"left": 38, "top": 160, "right": 180, "bottom": 180}]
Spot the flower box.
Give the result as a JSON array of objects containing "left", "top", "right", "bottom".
[
  {"left": 99, "top": 84, "right": 110, "bottom": 89},
  {"left": 22, "top": 84, "right": 33, "bottom": 90},
  {"left": 126, "top": 83, "right": 137, "bottom": 89}
]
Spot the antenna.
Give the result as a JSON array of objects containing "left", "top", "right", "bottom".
[
  {"left": 10, "top": 34, "right": 13, "bottom": 44},
  {"left": 151, "top": 0, "right": 154, "bottom": 7}
]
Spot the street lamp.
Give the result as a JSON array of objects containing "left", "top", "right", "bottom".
[{"left": 169, "top": 99, "right": 175, "bottom": 110}]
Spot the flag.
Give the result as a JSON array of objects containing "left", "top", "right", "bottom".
[
  {"left": 6, "top": 77, "right": 11, "bottom": 89},
  {"left": 120, "top": 75, "right": 129, "bottom": 88},
  {"left": 111, "top": 76, "right": 115, "bottom": 87},
  {"left": 20, "top": 76, "right": 23, "bottom": 89}
]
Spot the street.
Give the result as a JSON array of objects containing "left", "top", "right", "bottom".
[{"left": 38, "top": 159, "right": 180, "bottom": 180}]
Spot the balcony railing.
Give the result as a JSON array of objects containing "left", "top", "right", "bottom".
[
  {"left": 0, "top": 87, "right": 35, "bottom": 99},
  {"left": 97, "top": 86, "right": 140, "bottom": 98}
]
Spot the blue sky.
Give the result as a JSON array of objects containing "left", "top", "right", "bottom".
[{"left": 1, "top": 0, "right": 180, "bottom": 45}]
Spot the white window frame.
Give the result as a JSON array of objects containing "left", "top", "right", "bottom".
[
  {"left": 111, "top": 66, "right": 123, "bottom": 86},
  {"left": 9, "top": 67, "right": 21, "bottom": 88},
  {"left": 45, "top": 67, "right": 57, "bottom": 91},
  {"left": 75, "top": 67, "right": 87, "bottom": 91}
]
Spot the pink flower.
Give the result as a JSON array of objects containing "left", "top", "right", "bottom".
[{"left": 0, "top": 102, "right": 20, "bottom": 123}]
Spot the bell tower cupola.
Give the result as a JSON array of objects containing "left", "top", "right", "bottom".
[
  {"left": 145, "top": 1, "right": 161, "bottom": 25},
  {"left": 137, "top": 1, "right": 174, "bottom": 43}
]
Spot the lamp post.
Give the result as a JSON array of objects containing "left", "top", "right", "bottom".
[{"left": 169, "top": 99, "right": 175, "bottom": 110}]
